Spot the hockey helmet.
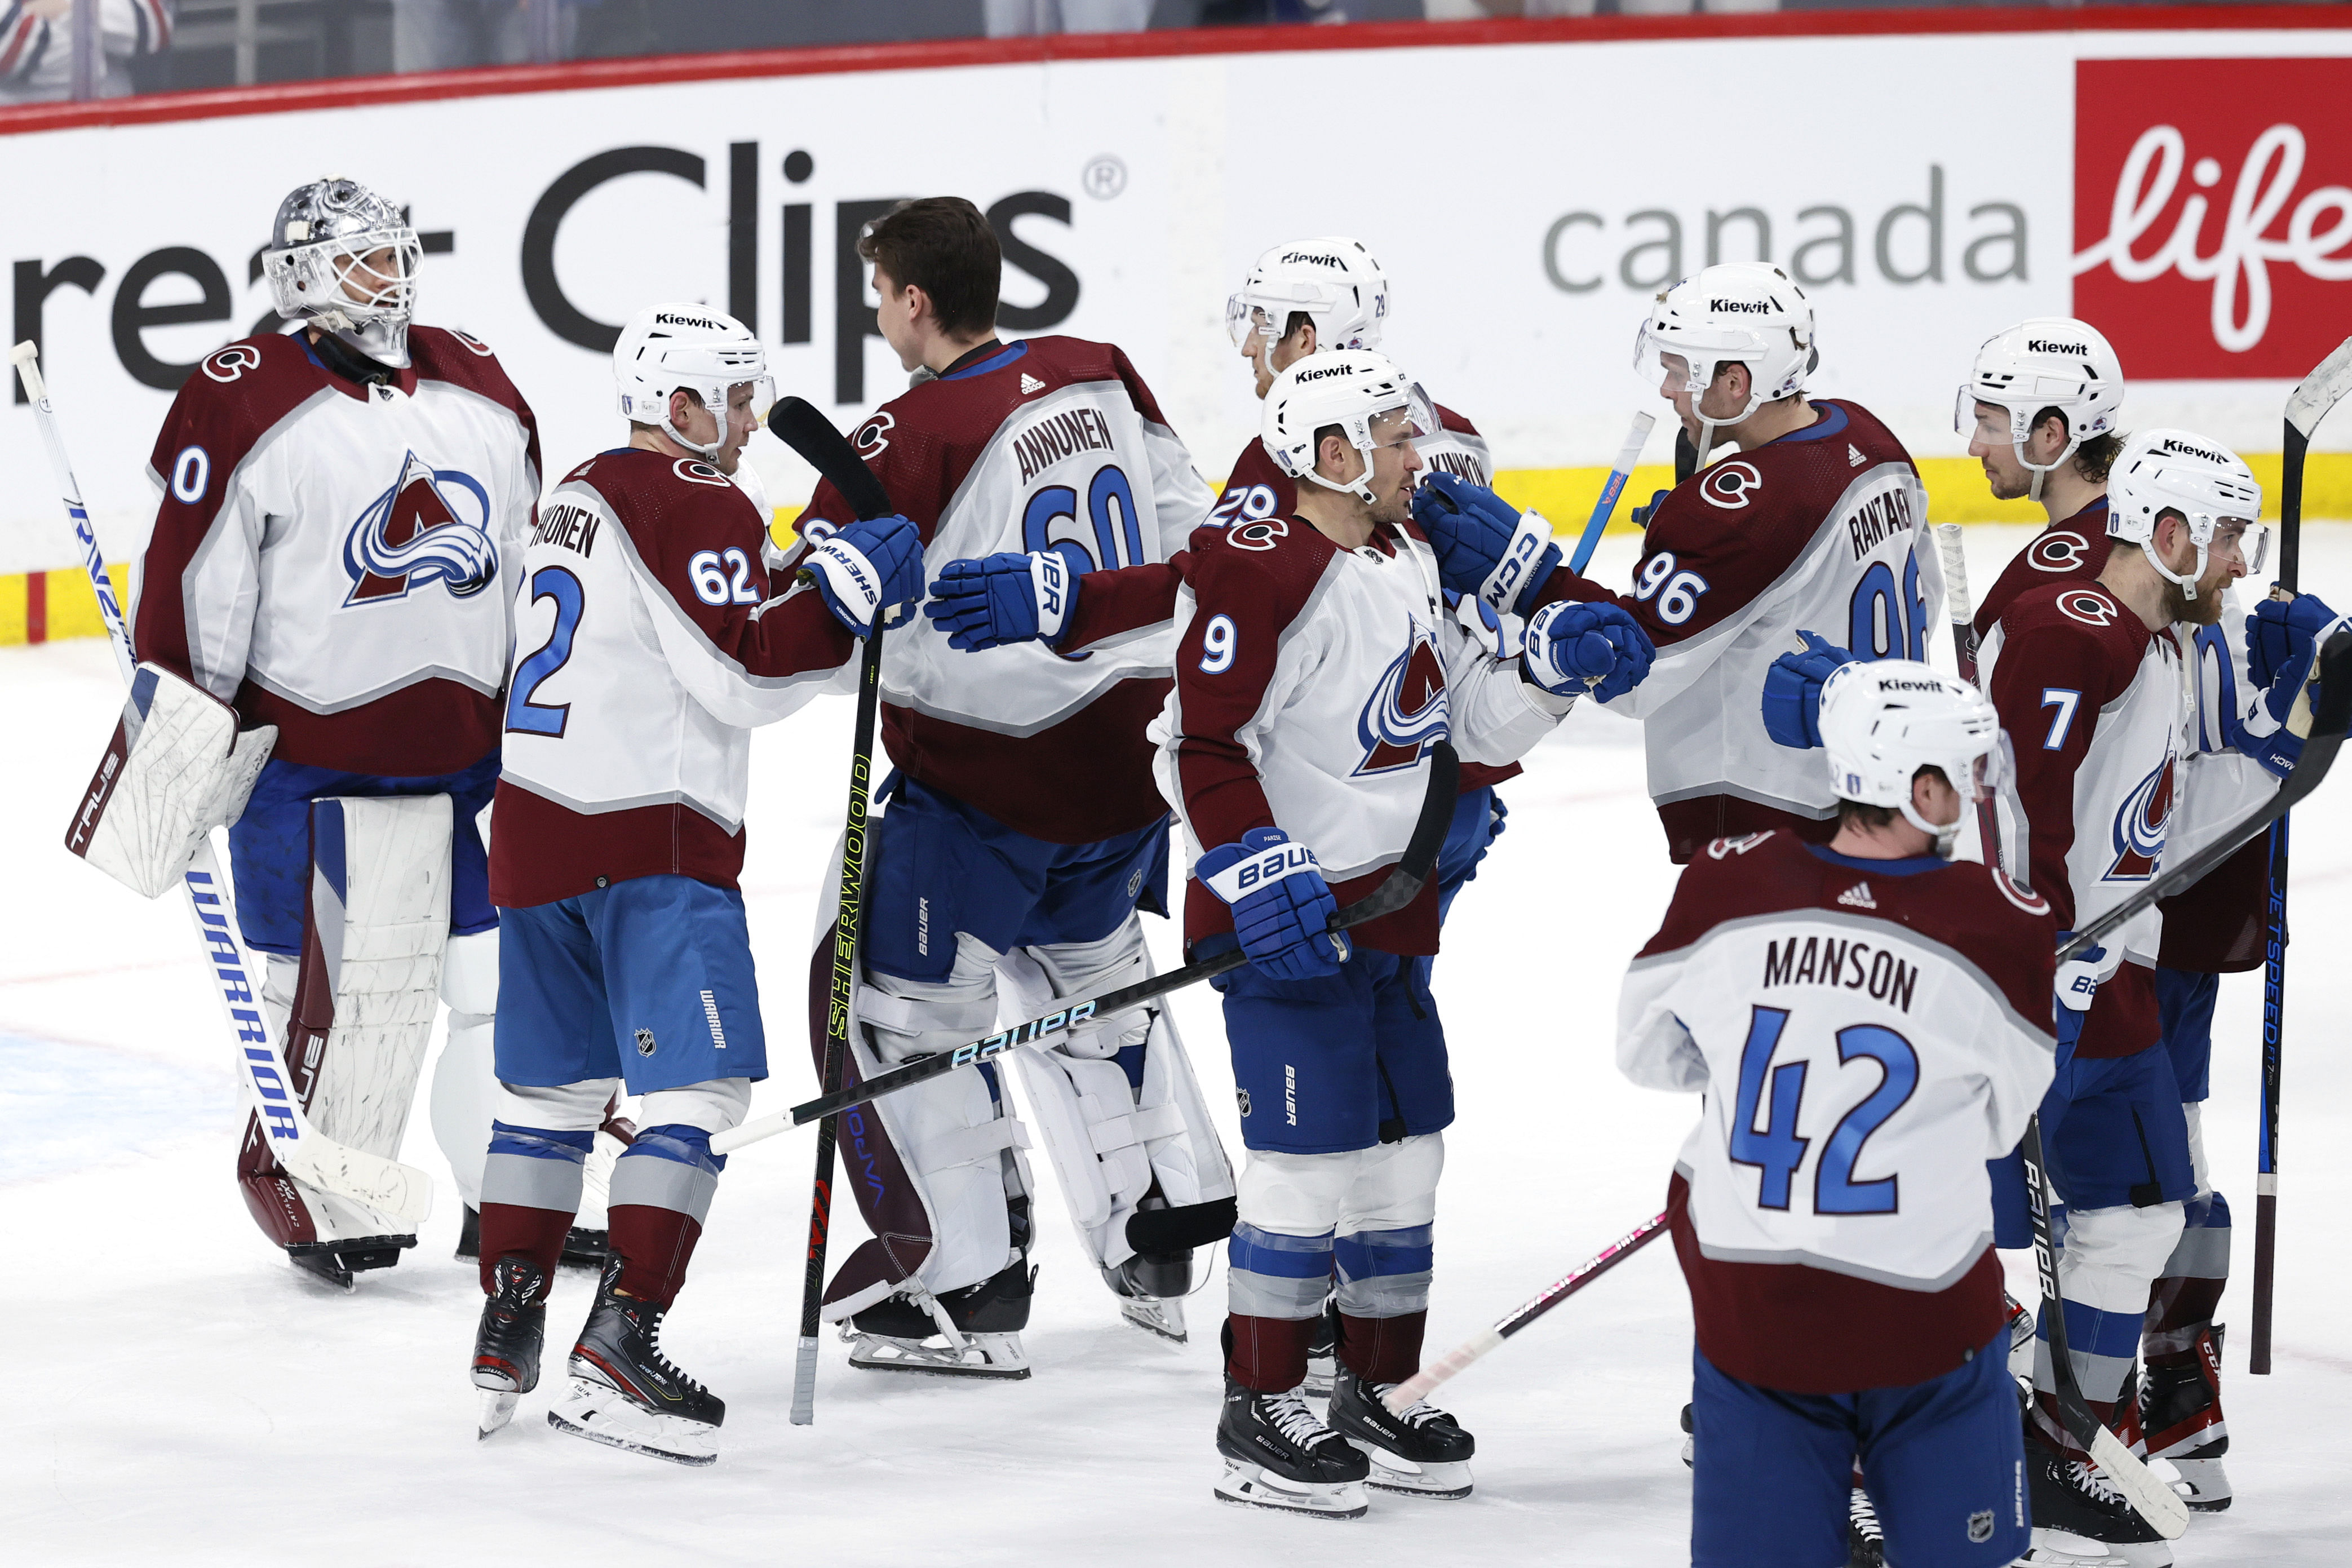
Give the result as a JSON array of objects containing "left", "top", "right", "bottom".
[
  {"left": 1226, "top": 237, "right": 1391, "bottom": 369},
  {"left": 1261, "top": 349, "right": 1436, "bottom": 506},
  {"left": 1632, "top": 263, "right": 1817, "bottom": 461},
  {"left": 1956, "top": 318, "right": 2126, "bottom": 504},
  {"left": 263, "top": 176, "right": 424, "bottom": 368},
  {"left": 1818, "top": 658, "right": 2003, "bottom": 856},
  {"left": 2107, "top": 429, "right": 2267, "bottom": 601},
  {"left": 613, "top": 304, "right": 774, "bottom": 462}
]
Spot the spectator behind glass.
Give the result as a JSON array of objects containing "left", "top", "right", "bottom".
[
  {"left": 986, "top": 0, "right": 1149, "bottom": 30},
  {"left": 1, "top": 0, "right": 171, "bottom": 104},
  {"left": 392, "top": 0, "right": 584, "bottom": 71}
]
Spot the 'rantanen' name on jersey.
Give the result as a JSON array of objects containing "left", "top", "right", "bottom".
[
  {"left": 1845, "top": 485, "right": 1916, "bottom": 562},
  {"left": 1013, "top": 404, "right": 1118, "bottom": 482},
  {"left": 1760, "top": 931, "right": 1919, "bottom": 1011}
]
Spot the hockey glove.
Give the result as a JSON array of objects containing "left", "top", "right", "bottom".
[
  {"left": 924, "top": 545, "right": 1087, "bottom": 651},
  {"left": 1761, "top": 631, "right": 1856, "bottom": 750},
  {"left": 2239, "top": 593, "right": 2346, "bottom": 777},
  {"left": 1196, "top": 827, "right": 1349, "bottom": 982},
  {"left": 1411, "top": 471, "right": 1562, "bottom": 617},
  {"left": 1524, "top": 601, "right": 1654, "bottom": 700},
  {"left": 1629, "top": 489, "right": 1671, "bottom": 530},
  {"left": 2053, "top": 931, "right": 2119, "bottom": 1064},
  {"left": 807, "top": 513, "right": 924, "bottom": 636},
  {"left": 2247, "top": 591, "right": 2339, "bottom": 690}
]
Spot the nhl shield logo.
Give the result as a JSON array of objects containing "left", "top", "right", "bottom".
[
  {"left": 635, "top": 1028, "right": 657, "bottom": 1057},
  {"left": 342, "top": 449, "right": 497, "bottom": 606},
  {"left": 1967, "top": 1509, "right": 1995, "bottom": 1544},
  {"left": 1236, "top": 1088, "right": 1252, "bottom": 1118}
]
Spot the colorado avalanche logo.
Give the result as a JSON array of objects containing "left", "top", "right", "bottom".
[
  {"left": 2029, "top": 531, "right": 2092, "bottom": 573},
  {"left": 342, "top": 450, "right": 497, "bottom": 606},
  {"left": 1354, "top": 621, "right": 1451, "bottom": 775},
  {"left": 2107, "top": 754, "right": 2176, "bottom": 882}
]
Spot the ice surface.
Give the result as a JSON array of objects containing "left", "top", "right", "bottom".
[{"left": 7, "top": 526, "right": 2351, "bottom": 1565}]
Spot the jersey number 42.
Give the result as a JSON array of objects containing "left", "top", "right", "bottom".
[{"left": 1729, "top": 1004, "right": 1918, "bottom": 1217}]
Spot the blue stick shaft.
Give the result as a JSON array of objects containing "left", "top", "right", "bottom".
[{"left": 1570, "top": 412, "right": 1655, "bottom": 574}]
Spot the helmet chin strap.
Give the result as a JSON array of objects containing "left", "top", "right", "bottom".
[
  {"left": 665, "top": 388, "right": 729, "bottom": 461},
  {"left": 2139, "top": 535, "right": 2209, "bottom": 601},
  {"left": 1897, "top": 796, "right": 1964, "bottom": 858},
  {"left": 1301, "top": 432, "right": 1380, "bottom": 506}
]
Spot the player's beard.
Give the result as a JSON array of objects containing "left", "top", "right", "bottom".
[{"left": 2163, "top": 568, "right": 2230, "bottom": 626}]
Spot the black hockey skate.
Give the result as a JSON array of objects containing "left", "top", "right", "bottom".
[
  {"left": 2026, "top": 1438, "right": 2171, "bottom": 1560},
  {"left": 454, "top": 1203, "right": 610, "bottom": 1270},
  {"left": 548, "top": 1257, "right": 724, "bottom": 1466},
  {"left": 1215, "top": 1375, "right": 1371, "bottom": 1520},
  {"left": 846, "top": 1257, "right": 1035, "bottom": 1379},
  {"left": 2142, "top": 1324, "right": 2230, "bottom": 1512},
  {"left": 1325, "top": 1365, "right": 1475, "bottom": 1498},
  {"left": 471, "top": 1256, "right": 546, "bottom": 1439},
  {"left": 1846, "top": 1487, "right": 1886, "bottom": 1567}
]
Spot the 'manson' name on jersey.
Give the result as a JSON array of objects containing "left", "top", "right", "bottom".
[
  {"left": 1619, "top": 830, "right": 2056, "bottom": 1393},
  {"left": 795, "top": 337, "right": 1213, "bottom": 845},
  {"left": 1524, "top": 401, "right": 1940, "bottom": 863},
  {"left": 133, "top": 328, "right": 541, "bottom": 777}
]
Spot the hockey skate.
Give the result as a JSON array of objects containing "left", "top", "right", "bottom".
[
  {"left": 844, "top": 1260, "right": 1034, "bottom": 1380},
  {"left": 2141, "top": 1325, "right": 2229, "bottom": 1512},
  {"left": 1104, "top": 1251, "right": 1189, "bottom": 1344},
  {"left": 1325, "top": 1365, "right": 1474, "bottom": 1498},
  {"left": 2011, "top": 1527, "right": 2125, "bottom": 1565},
  {"left": 2024, "top": 1439, "right": 2172, "bottom": 1566},
  {"left": 286, "top": 1235, "right": 411, "bottom": 1290},
  {"left": 1847, "top": 1486, "right": 1886, "bottom": 1567},
  {"left": 1215, "top": 1376, "right": 1370, "bottom": 1520},
  {"left": 547, "top": 1259, "right": 723, "bottom": 1466},
  {"left": 1301, "top": 1299, "right": 1340, "bottom": 1397},
  {"left": 2006, "top": 1292, "right": 2037, "bottom": 1379},
  {"left": 471, "top": 1256, "right": 547, "bottom": 1439}
]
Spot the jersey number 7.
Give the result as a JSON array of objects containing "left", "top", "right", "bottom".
[{"left": 1729, "top": 1004, "right": 1919, "bottom": 1216}]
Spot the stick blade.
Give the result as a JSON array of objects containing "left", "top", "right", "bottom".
[
  {"left": 2087, "top": 1424, "right": 2191, "bottom": 1539},
  {"left": 767, "top": 396, "right": 893, "bottom": 520},
  {"left": 2287, "top": 335, "right": 2352, "bottom": 440}
]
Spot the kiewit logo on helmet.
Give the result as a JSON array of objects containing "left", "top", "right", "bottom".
[
  {"left": 654, "top": 312, "right": 721, "bottom": 329},
  {"left": 1875, "top": 677, "right": 1945, "bottom": 693},
  {"left": 1709, "top": 298, "right": 1773, "bottom": 313},
  {"left": 1279, "top": 251, "right": 1346, "bottom": 268},
  {"left": 2025, "top": 338, "right": 2090, "bottom": 356},
  {"left": 1295, "top": 364, "right": 1353, "bottom": 383},
  {"left": 2160, "top": 437, "right": 2230, "bottom": 464}
]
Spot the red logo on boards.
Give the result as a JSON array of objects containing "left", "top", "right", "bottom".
[{"left": 2072, "top": 58, "right": 2352, "bottom": 379}]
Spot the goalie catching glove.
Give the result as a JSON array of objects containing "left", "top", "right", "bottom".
[
  {"left": 803, "top": 513, "right": 924, "bottom": 635},
  {"left": 1197, "top": 827, "right": 1348, "bottom": 982},
  {"left": 64, "top": 663, "right": 276, "bottom": 898}
]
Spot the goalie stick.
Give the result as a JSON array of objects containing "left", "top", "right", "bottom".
[
  {"left": 712, "top": 740, "right": 1462, "bottom": 1147},
  {"left": 9, "top": 340, "right": 431, "bottom": 1229},
  {"left": 1383, "top": 1211, "right": 1668, "bottom": 1415},
  {"left": 763, "top": 396, "right": 891, "bottom": 1426},
  {"left": 1569, "top": 412, "right": 1656, "bottom": 574},
  {"left": 2253, "top": 334, "right": 2352, "bottom": 1375}
]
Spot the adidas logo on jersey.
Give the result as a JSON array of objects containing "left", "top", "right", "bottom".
[
  {"left": 1847, "top": 444, "right": 1866, "bottom": 467},
  {"left": 1020, "top": 372, "right": 1046, "bottom": 395},
  {"left": 1837, "top": 882, "right": 1877, "bottom": 909}
]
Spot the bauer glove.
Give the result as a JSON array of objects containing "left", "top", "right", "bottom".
[
  {"left": 1523, "top": 601, "right": 1653, "bottom": 700},
  {"left": 925, "top": 545, "right": 1087, "bottom": 651},
  {"left": 807, "top": 513, "right": 924, "bottom": 635},
  {"left": 1196, "top": 827, "right": 1348, "bottom": 983},
  {"left": 1411, "top": 472, "right": 1561, "bottom": 617},
  {"left": 1761, "top": 630, "right": 1855, "bottom": 750}
]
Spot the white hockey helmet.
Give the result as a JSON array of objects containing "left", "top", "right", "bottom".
[
  {"left": 1956, "top": 317, "right": 2126, "bottom": 503},
  {"left": 1226, "top": 237, "right": 1391, "bottom": 366},
  {"left": 1261, "top": 349, "right": 1437, "bottom": 505},
  {"left": 1818, "top": 658, "right": 2003, "bottom": 856},
  {"left": 2107, "top": 428, "right": 2268, "bottom": 601},
  {"left": 613, "top": 303, "right": 774, "bottom": 460},
  {"left": 262, "top": 176, "right": 422, "bottom": 367},
  {"left": 1631, "top": 262, "right": 1817, "bottom": 460}
]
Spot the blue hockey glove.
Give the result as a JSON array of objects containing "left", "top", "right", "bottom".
[
  {"left": 924, "top": 544, "right": 1087, "bottom": 652},
  {"left": 1629, "top": 489, "right": 1671, "bottom": 530},
  {"left": 1523, "top": 601, "right": 1654, "bottom": 700},
  {"left": 806, "top": 513, "right": 924, "bottom": 636},
  {"left": 2053, "top": 931, "right": 2118, "bottom": 1064},
  {"left": 1196, "top": 827, "right": 1348, "bottom": 982},
  {"left": 2248, "top": 591, "right": 2338, "bottom": 690},
  {"left": 1761, "top": 630, "right": 1856, "bottom": 750},
  {"left": 1412, "top": 471, "right": 1562, "bottom": 616}
]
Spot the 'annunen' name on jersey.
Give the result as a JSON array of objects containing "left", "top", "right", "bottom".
[
  {"left": 532, "top": 501, "right": 601, "bottom": 558},
  {"left": 1013, "top": 405, "right": 1119, "bottom": 482},
  {"left": 1845, "top": 486, "right": 1916, "bottom": 561},
  {"left": 1761, "top": 932, "right": 1919, "bottom": 1011}
]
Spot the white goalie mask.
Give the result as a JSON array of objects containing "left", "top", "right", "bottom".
[
  {"left": 1226, "top": 237, "right": 1391, "bottom": 378},
  {"left": 263, "top": 176, "right": 424, "bottom": 368},
  {"left": 1261, "top": 349, "right": 1437, "bottom": 506},
  {"left": 1956, "top": 318, "right": 2125, "bottom": 504},
  {"left": 2107, "top": 428, "right": 2268, "bottom": 601},
  {"left": 1818, "top": 659, "right": 2004, "bottom": 858},
  {"left": 612, "top": 304, "right": 774, "bottom": 461},
  {"left": 1632, "top": 263, "right": 1816, "bottom": 465}
]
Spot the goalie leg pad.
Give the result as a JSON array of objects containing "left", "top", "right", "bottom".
[
  {"left": 430, "top": 927, "right": 500, "bottom": 1211},
  {"left": 65, "top": 661, "right": 274, "bottom": 900}
]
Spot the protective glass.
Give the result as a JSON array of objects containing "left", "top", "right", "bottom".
[
  {"left": 1226, "top": 294, "right": 1277, "bottom": 351},
  {"left": 2220, "top": 520, "right": 2271, "bottom": 576},
  {"left": 1955, "top": 387, "right": 2021, "bottom": 441}
]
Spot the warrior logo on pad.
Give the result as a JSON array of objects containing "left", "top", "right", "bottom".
[
  {"left": 342, "top": 450, "right": 497, "bottom": 606},
  {"left": 2107, "top": 753, "right": 2176, "bottom": 881},
  {"left": 1354, "top": 622, "right": 1451, "bottom": 775}
]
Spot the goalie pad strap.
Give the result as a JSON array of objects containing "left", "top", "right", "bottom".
[
  {"left": 67, "top": 662, "right": 275, "bottom": 899},
  {"left": 1088, "top": 1100, "right": 1187, "bottom": 1156},
  {"left": 910, "top": 1115, "right": 1032, "bottom": 1179}
]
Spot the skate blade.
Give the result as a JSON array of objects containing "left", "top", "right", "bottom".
[
  {"left": 477, "top": 1389, "right": 519, "bottom": 1439},
  {"left": 1214, "top": 1460, "right": 1367, "bottom": 1520},
  {"left": 1117, "top": 1297, "right": 1188, "bottom": 1345},
  {"left": 547, "top": 1379, "right": 717, "bottom": 1466},
  {"left": 847, "top": 1334, "right": 1030, "bottom": 1380},
  {"left": 2166, "top": 1457, "right": 2231, "bottom": 1512},
  {"left": 1348, "top": 1439, "right": 1473, "bottom": 1499},
  {"left": 2017, "top": 1528, "right": 2124, "bottom": 1565}
]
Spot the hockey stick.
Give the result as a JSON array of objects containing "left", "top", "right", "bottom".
[
  {"left": 762, "top": 395, "right": 891, "bottom": 1426},
  {"left": 10, "top": 341, "right": 431, "bottom": 1229},
  {"left": 2253, "top": 334, "right": 2352, "bottom": 1375},
  {"left": 1569, "top": 413, "right": 1656, "bottom": 574},
  {"left": 1382, "top": 1210, "right": 1668, "bottom": 1415},
  {"left": 714, "top": 741, "right": 1463, "bottom": 1145},
  {"left": 1934, "top": 522, "right": 2006, "bottom": 867}
]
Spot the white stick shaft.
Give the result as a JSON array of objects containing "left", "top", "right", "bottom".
[
  {"left": 1934, "top": 521, "right": 1974, "bottom": 627},
  {"left": 710, "top": 1108, "right": 792, "bottom": 1156},
  {"left": 13, "top": 341, "right": 134, "bottom": 683},
  {"left": 1610, "top": 411, "right": 1657, "bottom": 477}
]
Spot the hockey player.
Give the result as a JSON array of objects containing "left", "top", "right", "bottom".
[
  {"left": 1155, "top": 350, "right": 1652, "bottom": 1517},
  {"left": 468, "top": 303, "right": 923, "bottom": 1463},
  {"left": 1620, "top": 661, "right": 2050, "bottom": 1568},
  {"left": 1959, "top": 323, "right": 2250, "bottom": 1513},
  {"left": 123, "top": 176, "right": 540, "bottom": 1288},
  {"left": 788, "top": 196, "right": 1237, "bottom": 1372},
  {"left": 1409, "top": 262, "right": 1942, "bottom": 865}
]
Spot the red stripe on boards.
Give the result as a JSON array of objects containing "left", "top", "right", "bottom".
[{"left": 26, "top": 569, "right": 47, "bottom": 644}]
